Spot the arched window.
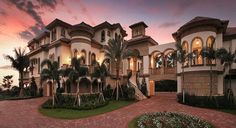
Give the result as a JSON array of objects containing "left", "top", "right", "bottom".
[
  {"left": 182, "top": 41, "right": 189, "bottom": 66},
  {"left": 101, "top": 30, "right": 105, "bottom": 42},
  {"left": 74, "top": 49, "right": 78, "bottom": 58},
  {"left": 191, "top": 37, "right": 203, "bottom": 65},
  {"left": 154, "top": 53, "right": 163, "bottom": 69},
  {"left": 206, "top": 36, "right": 216, "bottom": 64},
  {"left": 91, "top": 53, "right": 96, "bottom": 65},
  {"left": 81, "top": 50, "right": 86, "bottom": 64},
  {"left": 206, "top": 36, "right": 215, "bottom": 49}
]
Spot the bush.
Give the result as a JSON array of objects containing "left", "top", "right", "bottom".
[
  {"left": 155, "top": 80, "right": 177, "bottom": 92},
  {"left": 103, "top": 84, "right": 113, "bottom": 100},
  {"left": 135, "top": 112, "right": 213, "bottom": 128},
  {"left": 42, "top": 93, "right": 108, "bottom": 110},
  {"left": 30, "top": 77, "right": 38, "bottom": 97},
  {"left": 38, "top": 87, "right": 43, "bottom": 97},
  {"left": 10, "top": 86, "right": 20, "bottom": 97},
  {"left": 122, "top": 85, "right": 135, "bottom": 100},
  {"left": 177, "top": 93, "right": 235, "bottom": 109}
]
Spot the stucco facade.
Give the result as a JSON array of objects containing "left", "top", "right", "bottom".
[{"left": 25, "top": 17, "right": 236, "bottom": 98}]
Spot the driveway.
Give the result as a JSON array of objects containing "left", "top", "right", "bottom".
[{"left": 0, "top": 93, "right": 236, "bottom": 128}]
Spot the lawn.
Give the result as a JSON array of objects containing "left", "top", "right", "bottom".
[
  {"left": 218, "top": 109, "right": 236, "bottom": 115},
  {"left": 39, "top": 100, "right": 134, "bottom": 119},
  {"left": 128, "top": 116, "right": 138, "bottom": 128}
]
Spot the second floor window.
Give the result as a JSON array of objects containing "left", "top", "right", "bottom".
[
  {"left": 61, "top": 28, "right": 65, "bottom": 37},
  {"left": 51, "top": 28, "right": 56, "bottom": 41},
  {"left": 101, "top": 30, "right": 105, "bottom": 42}
]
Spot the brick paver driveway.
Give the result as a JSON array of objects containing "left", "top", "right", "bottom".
[{"left": 0, "top": 93, "right": 236, "bottom": 128}]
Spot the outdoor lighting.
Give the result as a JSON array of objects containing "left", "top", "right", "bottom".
[{"left": 196, "top": 41, "right": 199, "bottom": 45}]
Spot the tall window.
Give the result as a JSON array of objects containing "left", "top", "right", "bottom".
[
  {"left": 51, "top": 28, "right": 56, "bottom": 41},
  {"left": 101, "top": 30, "right": 105, "bottom": 42},
  {"left": 206, "top": 36, "right": 216, "bottom": 64},
  {"left": 81, "top": 50, "right": 86, "bottom": 64},
  {"left": 38, "top": 58, "right": 40, "bottom": 74},
  {"left": 91, "top": 53, "right": 96, "bottom": 65},
  {"left": 57, "top": 56, "right": 60, "bottom": 67},
  {"left": 115, "top": 33, "right": 118, "bottom": 40},
  {"left": 155, "top": 54, "right": 163, "bottom": 68},
  {"left": 191, "top": 37, "right": 203, "bottom": 65},
  {"left": 182, "top": 41, "right": 189, "bottom": 66},
  {"left": 61, "top": 27, "right": 65, "bottom": 37},
  {"left": 107, "top": 31, "right": 111, "bottom": 37}
]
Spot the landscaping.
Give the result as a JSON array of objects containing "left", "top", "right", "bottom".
[
  {"left": 129, "top": 112, "right": 214, "bottom": 128},
  {"left": 39, "top": 100, "right": 134, "bottom": 119}
]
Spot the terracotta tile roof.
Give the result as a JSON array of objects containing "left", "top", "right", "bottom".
[
  {"left": 46, "top": 18, "right": 72, "bottom": 29},
  {"left": 129, "top": 21, "right": 148, "bottom": 28}
]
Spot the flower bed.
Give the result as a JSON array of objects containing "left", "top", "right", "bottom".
[{"left": 132, "top": 112, "right": 213, "bottom": 128}]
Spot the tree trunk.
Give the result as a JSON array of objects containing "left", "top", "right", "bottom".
[
  {"left": 182, "top": 63, "right": 185, "bottom": 103},
  {"left": 210, "top": 63, "right": 213, "bottom": 97},
  {"left": 19, "top": 71, "right": 24, "bottom": 97},
  {"left": 52, "top": 81, "right": 55, "bottom": 107},
  {"left": 116, "top": 61, "right": 120, "bottom": 100}
]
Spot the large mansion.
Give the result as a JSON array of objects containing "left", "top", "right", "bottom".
[{"left": 24, "top": 17, "right": 236, "bottom": 98}]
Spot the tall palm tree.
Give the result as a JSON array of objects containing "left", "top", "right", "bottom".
[
  {"left": 41, "top": 59, "right": 60, "bottom": 106},
  {"left": 5, "top": 47, "right": 29, "bottom": 96},
  {"left": 104, "top": 38, "right": 128, "bottom": 100},
  {"left": 201, "top": 40, "right": 216, "bottom": 97},
  {"left": 216, "top": 48, "right": 236, "bottom": 98},
  {"left": 175, "top": 41, "right": 191, "bottom": 103}
]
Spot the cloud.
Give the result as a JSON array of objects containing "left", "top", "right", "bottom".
[
  {"left": 77, "top": 0, "right": 95, "bottom": 25},
  {"left": 6, "top": 0, "right": 62, "bottom": 40},
  {"left": 159, "top": 21, "right": 179, "bottom": 28},
  {"left": 19, "top": 30, "right": 34, "bottom": 40}
]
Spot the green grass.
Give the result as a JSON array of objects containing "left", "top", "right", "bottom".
[
  {"left": 217, "top": 109, "right": 236, "bottom": 115},
  {"left": 39, "top": 100, "right": 134, "bottom": 119},
  {"left": 128, "top": 116, "right": 139, "bottom": 128}
]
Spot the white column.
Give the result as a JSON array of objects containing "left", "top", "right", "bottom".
[
  {"left": 143, "top": 55, "right": 149, "bottom": 74},
  {"left": 145, "top": 77, "right": 150, "bottom": 96},
  {"left": 177, "top": 76, "right": 182, "bottom": 93},
  {"left": 217, "top": 74, "right": 224, "bottom": 95}
]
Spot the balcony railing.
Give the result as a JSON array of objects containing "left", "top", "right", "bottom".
[{"left": 149, "top": 67, "right": 176, "bottom": 75}]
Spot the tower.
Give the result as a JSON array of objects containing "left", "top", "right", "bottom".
[{"left": 129, "top": 21, "right": 148, "bottom": 38}]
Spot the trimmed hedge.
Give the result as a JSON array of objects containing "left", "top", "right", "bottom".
[
  {"left": 177, "top": 93, "right": 236, "bottom": 109},
  {"left": 42, "top": 93, "right": 108, "bottom": 110},
  {"left": 135, "top": 112, "right": 213, "bottom": 128}
]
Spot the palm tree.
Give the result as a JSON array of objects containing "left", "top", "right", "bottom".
[
  {"left": 175, "top": 41, "right": 191, "bottom": 103},
  {"left": 41, "top": 59, "right": 60, "bottom": 106},
  {"left": 104, "top": 38, "right": 128, "bottom": 100},
  {"left": 5, "top": 47, "right": 29, "bottom": 96},
  {"left": 216, "top": 48, "right": 236, "bottom": 98},
  {"left": 201, "top": 40, "right": 216, "bottom": 97},
  {"left": 91, "top": 59, "right": 109, "bottom": 92}
]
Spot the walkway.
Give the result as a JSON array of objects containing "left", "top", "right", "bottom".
[{"left": 0, "top": 93, "right": 236, "bottom": 128}]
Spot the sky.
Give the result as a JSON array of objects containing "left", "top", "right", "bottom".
[{"left": 0, "top": 0, "right": 236, "bottom": 86}]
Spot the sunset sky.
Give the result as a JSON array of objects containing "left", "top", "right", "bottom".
[{"left": 0, "top": 0, "right": 236, "bottom": 85}]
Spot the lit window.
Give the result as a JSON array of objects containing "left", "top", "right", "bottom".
[
  {"left": 182, "top": 41, "right": 189, "bottom": 66},
  {"left": 191, "top": 38, "right": 203, "bottom": 65},
  {"left": 206, "top": 36, "right": 216, "bottom": 65}
]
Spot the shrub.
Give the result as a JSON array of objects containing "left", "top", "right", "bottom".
[
  {"left": 122, "top": 85, "right": 135, "bottom": 100},
  {"left": 30, "top": 77, "right": 38, "bottom": 97},
  {"left": 103, "top": 84, "right": 113, "bottom": 100},
  {"left": 10, "top": 86, "right": 20, "bottom": 97},
  {"left": 135, "top": 112, "right": 213, "bottom": 128},
  {"left": 38, "top": 87, "right": 43, "bottom": 97},
  {"left": 42, "top": 93, "right": 108, "bottom": 110},
  {"left": 177, "top": 93, "right": 235, "bottom": 109}
]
